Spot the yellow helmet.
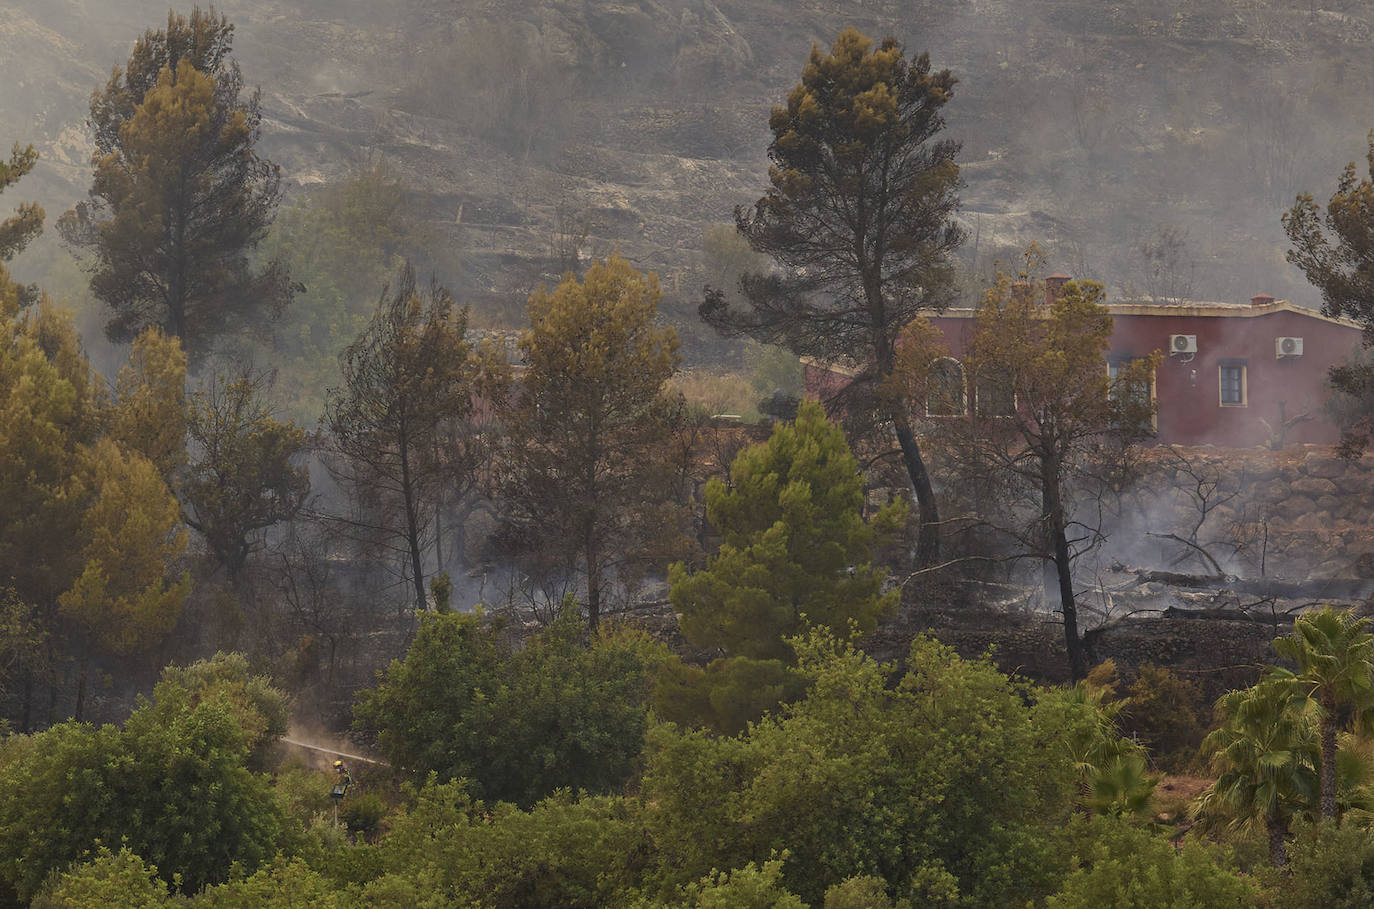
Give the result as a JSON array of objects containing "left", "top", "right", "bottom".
[{"left": 333, "top": 760, "right": 343, "bottom": 769}]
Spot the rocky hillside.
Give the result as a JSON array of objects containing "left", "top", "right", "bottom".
[{"left": 8, "top": 0, "right": 1374, "bottom": 336}]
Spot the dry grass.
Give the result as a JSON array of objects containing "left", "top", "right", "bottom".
[
  {"left": 670, "top": 369, "right": 760, "bottom": 420},
  {"left": 1153, "top": 774, "right": 1214, "bottom": 825}
]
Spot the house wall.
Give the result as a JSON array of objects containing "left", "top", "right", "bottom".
[
  {"left": 914, "top": 307, "right": 1364, "bottom": 446},
  {"left": 1113, "top": 310, "right": 1361, "bottom": 446}
]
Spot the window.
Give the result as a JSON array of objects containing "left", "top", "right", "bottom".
[
  {"left": 1219, "top": 360, "right": 1246, "bottom": 406},
  {"left": 1108, "top": 357, "right": 1153, "bottom": 408},
  {"left": 926, "top": 358, "right": 965, "bottom": 416},
  {"left": 1109, "top": 356, "right": 1157, "bottom": 433},
  {"left": 975, "top": 366, "right": 1014, "bottom": 417}
]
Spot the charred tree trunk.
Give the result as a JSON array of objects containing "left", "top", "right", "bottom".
[
  {"left": 876, "top": 311, "right": 941, "bottom": 568},
  {"left": 1053, "top": 523, "right": 1085, "bottom": 681},
  {"left": 585, "top": 529, "right": 601, "bottom": 633},
  {"left": 892, "top": 408, "right": 941, "bottom": 567},
  {"left": 1043, "top": 454, "right": 1087, "bottom": 681},
  {"left": 397, "top": 418, "right": 427, "bottom": 613}
]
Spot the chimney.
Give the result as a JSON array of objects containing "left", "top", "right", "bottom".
[
  {"left": 1250, "top": 293, "right": 1276, "bottom": 308},
  {"left": 1046, "top": 274, "right": 1071, "bottom": 305}
]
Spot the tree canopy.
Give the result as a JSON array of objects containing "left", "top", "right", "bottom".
[
  {"left": 324, "top": 265, "right": 501, "bottom": 612},
  {"left": 701, "top": 26, "right": 964, "bottom": 564},
  {"left": 59, "top": 8, "right": 290, "bottom": 361},
  {"left": 355, "top": 610, "right": 664, "bottom": 808},
  {"left": 500, "top": 255, "right": 685, "bottom": 628}
]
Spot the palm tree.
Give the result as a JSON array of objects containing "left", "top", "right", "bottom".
[
  {"left": 1059, "top": 671, "right": 1159, "bottom": 817},
  {"left": 1083, "top": 751, "right": 1158, "bottom": 818},
  {"left": 1273, "top": 607, "right": 1374, "bottom": 819},
  {"left": 1194, "top": 678, "right": 1318, "bottom": 867}
]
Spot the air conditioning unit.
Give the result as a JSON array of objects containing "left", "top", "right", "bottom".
[
  {"left": 1169, "top": 334, "right": 1197, "bottom": 355},
  {"left": 1276, "top": 336, "right": 1304, "bottom": 358}
]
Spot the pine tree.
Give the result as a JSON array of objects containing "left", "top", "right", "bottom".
[
  {"left": 324, "top": 265, "right": 502, "bottom": 612},
  {"left": 700, "top": 27, "right": 964, "bottom": 566},
  {"left": 59, "top": 9, "right": 290, "bottom": 361},
  {"left": 661, "top": 400, "right": 903, "bottom": 732},
  {"left": 672, "top": 400, "right": 904, "bottom": 661},
  {"left": 499, "top": 256, "right": 684, "bottom": 630}
]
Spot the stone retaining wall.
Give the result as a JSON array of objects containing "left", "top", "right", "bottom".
[{"left": 1133, "top": 446, "right": 1374, "bottom": 579}]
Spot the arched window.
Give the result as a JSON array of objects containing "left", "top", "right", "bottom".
[
  {"left": 975, "top": 366, "right": 1014, "bottom": 417},
  {"left": 926, "top": 358, "right": 965, "bottom": 416},
  {"left": 1109, "top": 357, "right": 1155, "bottom": 408}
]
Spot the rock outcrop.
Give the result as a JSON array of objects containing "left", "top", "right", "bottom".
[{"left": 10, "top": 0, "right": 1374, "bottom": 331}]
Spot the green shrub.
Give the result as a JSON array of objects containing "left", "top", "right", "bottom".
[
  {"left": 823, "top": 875, "right": 908, "bottom": 908},
  {"left": 1046, "top": 818, "right": 1256, "bottom": 908},
  {"left": 0, "top": 697, "right": 285, "bottom": 900},
  {"left": 684, "top": 859, "right": 805, "bottom": 908},
  {"left": 1120, "top": 664, "right": 1208, "bottom": 771},
  {"left": 32, "top": 848, "right": 172, "bottom": 909},
  {"left": 366, "top": 780, "right": 650, "bottom": 908},
  {"left": 192, "top": 856, "right": 351, "bottom": 908},
  {"left": 1273, "top": 820, "right": 1374, "bottom": 909},
  {"left": 341, "top": 793, "right": 387, "bottom": 842},
  {"left": 641, "top": 632, "right": 1092, "bottom": 906},
  {"left": 355, "top": 612, "right": 665, "bottom": 807}
]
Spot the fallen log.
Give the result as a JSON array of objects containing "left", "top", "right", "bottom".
[
  {"left": 1124, "top": 568, "right": 1374, "bottom": 602},
  {"left": 1160, "top": 605, "right": 1295, "bottom": 625}
]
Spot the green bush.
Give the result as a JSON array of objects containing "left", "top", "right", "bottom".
[
  {"left": 1120, "top": 664, "right": 1208, "bottom": 771},
  {"left": 193, "top": 856, "right": 351, "bottom": 908},
  {"left": 653, "top": 654, "right": 807, "bottom": 735},
  {"left": 355, "top": 611, "right": 665, "bottom": 807},
  {"left": 341, "top": 793, "right": 387, "bottom": 842},
  {"left": 683, "top": 859, "right": 805, "bottom": 908},
  {"left": 271, "top": 763, "right": 336, "bottom": 829},
  {"left": 640, "top": 632, "right": 1093, "bottom": 906},
  {"left": 1045, "top": 818, "right": 1256, "bottom": 908},
  {"left": 364, "top": 780, "right": 651, "bottom": 908},
  {"left": 0, "top": 696, "right": 285, "bottom": 899},
  {"left": 31, "top": 848, "right": 172, "bottom": 909},
  {"left": 1273, "top": 820, "right": 1374, "bottom": 909},
  {"left": 822, "top": 875, "right": 908, "bottom": 908}
]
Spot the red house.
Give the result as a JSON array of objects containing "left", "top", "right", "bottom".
[{"left": 805, "top": 280, "right": 1366, "bottom": 447}]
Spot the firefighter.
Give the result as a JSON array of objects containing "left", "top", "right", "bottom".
[{"left": 332, "top": 760, "right": 353, "bottom": 796}]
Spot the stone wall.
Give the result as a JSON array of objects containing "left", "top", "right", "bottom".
[{"left": 1133, "top": 445, "right": 1374, "bottom": 580}]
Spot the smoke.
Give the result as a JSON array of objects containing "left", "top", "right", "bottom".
[{"left": 12, "top": 0, "right": 1372, "bottom": 338}]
